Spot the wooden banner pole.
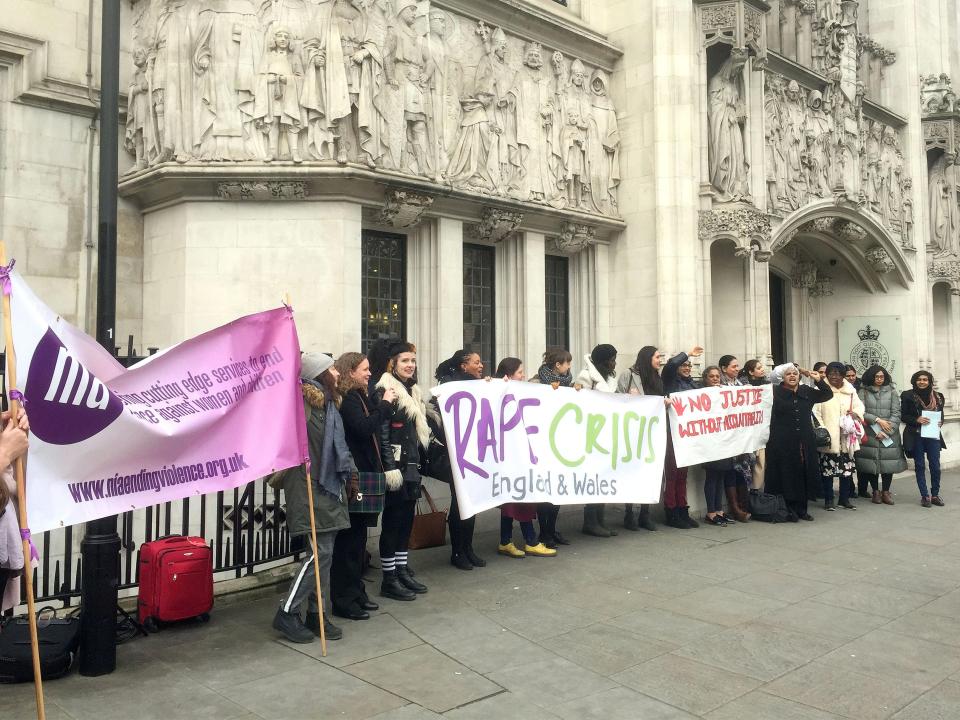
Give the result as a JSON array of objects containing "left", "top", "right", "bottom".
[
  {"left": 303, "top": 466, "right": 328, "bottom": 657},
  {"left": 0, "top": 242, "right": 46, "bottom": 720},
  {"left": 283, "top": 295, "right": 326, "bottom": 656}
]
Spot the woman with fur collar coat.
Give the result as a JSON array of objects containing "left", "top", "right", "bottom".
[
  {"left": 272, "top": 353, "right": 354, "bottom": 645},
  {"left": 576, "top": 344, "right": 620, "bottom": 537},
  {"left": 368, "top": 338, "right": 431, "bottom": 602}
]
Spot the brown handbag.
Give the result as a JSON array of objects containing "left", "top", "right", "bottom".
[{"left": 407, "top": 486, "right": 447, "bottom": 550}]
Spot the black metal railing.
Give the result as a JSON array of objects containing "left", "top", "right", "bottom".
[{"left": 9, "top": 337, "right": 301, "bottom": 608}]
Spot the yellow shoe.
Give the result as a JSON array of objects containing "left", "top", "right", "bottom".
[
  {"left": 498, "top": 542, "right": 526, "bottom": 558},
  {"left": 523, "top": 542, "right": 557, "bottom": 557}
]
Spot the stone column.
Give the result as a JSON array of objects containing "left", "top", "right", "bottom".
[
  {"left": 766, "top": 0, "right": 782, "bottom": 53},
  {"left": 796, "top": 1, "right": 815, "bottom": 66},
  {"left": 747, "top": 250, "right": 774, "bottom": 366},
  {"left": 142, "top": 196, "right": 361, "bottom": 354},
  {"left": 949, "top": 287, "right": 960, "bottom": 389},
  {"left": 569, "top": 242, "right": 610, "bottom": 363},
  {"left": 406, "top": 217, "right": 463, "bottom": 384},
  {"left": 780, "top": 0, "right": 798, "bottom": 60},
  {"left": 495, "top": 231, "right": 546, "bottom": 369}
]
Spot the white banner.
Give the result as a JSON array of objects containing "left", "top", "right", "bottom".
[
  {"left": 433, "top": 380, "right": 667, "bottom": 519},
  {"left": 668, "top": 385, "right": 773, "bottom": 468}
]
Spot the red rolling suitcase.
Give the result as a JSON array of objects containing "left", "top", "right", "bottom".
[{"left": 137, "top": 536, "right": 213, "bottom": 631}]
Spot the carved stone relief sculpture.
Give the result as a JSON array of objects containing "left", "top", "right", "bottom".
[
  {"left": 929, "top": 153, "right": 958, "bottom": 255},
  {"left": 762, "top": 69, "right": 911, "bottom": 241},
  {"left": 707, "top": 47, "right": 751, "bottom": 202},
  {"left": 124, "top": 1, "right": 622, "bottom": 220}
]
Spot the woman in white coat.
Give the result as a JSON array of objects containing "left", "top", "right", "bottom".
[
  {"left": 813, "top": 362, "right": 865, "bottom": 510},
  {"left": 575, "top": 344, "right": 618, "bottom": 537}
]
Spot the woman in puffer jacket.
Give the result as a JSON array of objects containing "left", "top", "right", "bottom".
[
  {"left": 576, "top": 344, "right": 619, "bottom": 537},
  {"left": 855, "top": 365, "right": 907, "bottom": 505},
  {"left": 813, "top": 362, "right": 865, "bottom": 510}
]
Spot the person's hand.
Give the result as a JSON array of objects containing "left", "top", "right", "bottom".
[
  {"left": 1, "top": 408, "right": 28, "bottom": 432},
  {"left": 799, "top": 367, "right": 811, "bottom": 377},
  {"left": 688, "top": 346, "right": 704, "bottom": 358},
  {"left": 876, "top": 431, "right": 888, "bottom": 440},
  {"left": 918, "top": 416, "right": 931, "bottom": 426},
  {"left": 877, "top": 418, "right": 893, "bottom": 433},
  {"left": 630, "top": 388, "right": 641, "bottom": 395},
  {"left": 807, "top": 370, "right": 822, "bottom": 382},
  {"left": 663, "top": 397, "right": 671, "bottom": 406},
  {"left": 0, "top": 418, "right": 29, "bottom": 464},
  {"left": 382, "top": 387, "right": 398, "bottom": 404}
]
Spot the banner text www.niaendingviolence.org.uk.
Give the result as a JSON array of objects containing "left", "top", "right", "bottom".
[{"left": 66, "top": 452, "right": 251, "bottom": 504}]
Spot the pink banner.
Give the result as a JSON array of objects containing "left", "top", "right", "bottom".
[{"left": 10, "top": 272, "right": 308, "bottom": 533}]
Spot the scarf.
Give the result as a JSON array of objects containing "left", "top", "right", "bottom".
[
  {"left": 912, "top": 380, "right": 936, "bottom": 409},
  {"left": 770, "top": 363, "right": 795, "bottom": 385},
  {"left": 303, "top": 381, "right": 353, "bottom": 499},
  {"left": 538, "top": 363, "right": 573, "bottom": 387}
]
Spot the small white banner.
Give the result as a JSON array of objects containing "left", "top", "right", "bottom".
[
  {"left": 668, "top": 385, "right": 773, "bottom": 468},
  {"left": 433, "top": 380, "right": 667, "bottom": 519}
]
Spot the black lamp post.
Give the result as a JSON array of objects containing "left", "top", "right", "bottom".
[{"left": 79, "top": 0, "right": 121, "bottom": 677}]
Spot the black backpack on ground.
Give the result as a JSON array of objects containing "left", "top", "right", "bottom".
[{"left": 748, "top": 490, "right": 797, "bottom": 523}]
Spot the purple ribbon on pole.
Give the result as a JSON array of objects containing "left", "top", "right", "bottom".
[
  {"left": 19, "top": 528, "right": 40, "bottom": 562},
  {"left": 9, "top": 389, "right": 25, "bottom": 405},
  {"left": 0, "top": 258, "right": 15, "bottom": 296}
]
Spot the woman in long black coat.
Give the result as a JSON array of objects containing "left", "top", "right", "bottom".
[{"left": 764, "top": 364, "right": 832, "bottom": 520}]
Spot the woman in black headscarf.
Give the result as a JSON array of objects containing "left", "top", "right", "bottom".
[{"left": 901, "top": 370, "right": 946, "bottom": 507}]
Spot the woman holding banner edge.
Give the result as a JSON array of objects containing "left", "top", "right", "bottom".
[
  {"left": 764, "top": 364, "right": 833, "bottom": 521},
  {"left": 658, "top": 345, "right": 705, "bottom": 529},
  {"left": 699, "top": 365, "right": 737, "bottom": 526},
  {"left": 495, "top": 357, "right": 557, "bottom": 558},
  {"left": 433, "top": 350, "right": 488, "bottom": 571},
  {"left": 533, "top": 348, "right": 575, "bottom": 548},
  {"left": 577, "top": 344, "right": 621, "bottom": 537}
]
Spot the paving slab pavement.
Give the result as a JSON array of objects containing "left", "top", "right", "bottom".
[{"left": 6, "top": 474, "right": 960, "bottom": 720}]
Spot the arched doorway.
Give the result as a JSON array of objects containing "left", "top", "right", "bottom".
[{"left": 766, "top": 203, "right": 914, "bottom": 384}]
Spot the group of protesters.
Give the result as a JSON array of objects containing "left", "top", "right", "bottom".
[{"left": 270, "top": 338, "right": 946, "bottom": 647}]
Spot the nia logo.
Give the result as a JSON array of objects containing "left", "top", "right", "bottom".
[{"left": 25, "top": 328, "right": 123, "bottom": 445}]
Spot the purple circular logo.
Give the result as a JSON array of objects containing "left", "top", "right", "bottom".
[{"left": 24, "top": 328, "right": 123, "bottom": 445}]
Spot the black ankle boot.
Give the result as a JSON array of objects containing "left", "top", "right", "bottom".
[
  {"left": 450, "top": 552, "right": 473, "bottom": 571},
  {"left": 464, "top": 546, "right": 486, "bottom": 567},
  {"left": 665, "top": 508, "right": 687, "bottom": 529},
  {"left": 623, "top": 505, "right": 641, "bottom": 531},
  {"left": 680, "top": 507, "right": 699, "bottom": 528},
  {"left": 638, "top": 504, "right": 657, "bottom": 531},
  {"left": 396, "top": 565, "right": 428, "bottom": 593},
  {"left": 380, "top": 570, "right": 416, "bottom": 601}
]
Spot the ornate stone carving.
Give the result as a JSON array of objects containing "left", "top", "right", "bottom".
[
  {"left": 378, "top": 189, "right": 434, "bottom": 228},
  {"left": 836, "top": 219, "right": 867, "bottom": 241},
  {"left": 552, "top": 222, "right": 598, "bottom": 254},
  {"left": 476, "top": 207, "right": 523, "bottom": 243},
  {"left": 791, "top": 260, "right": 818, "bottom": 289},
  {"left": 809, "top": 275, "right": 834, "bottom": 297},
  {"left": 698, "top": 207, "right": 772, "bottom": 256},
  {"left": 216, "top": 180, "right": 306, "bottom": 200},
  {"left": 123, "top": 2, "right": 623, "bottom": 221},
  {"left": 921, "top": 74, "right": 956, "bottom": 116},
  {"left": 928, "top": 257, "right": 960, "bottom": 289},
  {"left": 707, "top": 47, "right": 751, "bottom": 202},
  {"left": 700, "top": 4, "right": 738, "bottom": 34},
  {"left": 865, "top": 245, "right": 894, "bottom": 274},
  {"left": 698, "top": 1, "right": 766, "bottom": 64},
  {"left": 763, "top": 69, "right": 911, "bottom": 239}
]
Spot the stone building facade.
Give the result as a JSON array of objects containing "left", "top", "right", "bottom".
[{"left": 3, "top": 0, "right": 960, "bottom": 461}]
